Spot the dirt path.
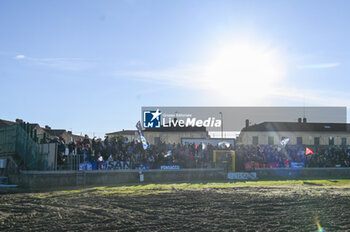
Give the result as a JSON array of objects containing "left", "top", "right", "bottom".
[{"left": 1, "top": 186, "right": 350, "bottom": 231}]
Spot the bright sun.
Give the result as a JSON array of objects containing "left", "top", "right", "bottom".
[
  {"left": 124, "top": 39, "right": 287, "bottom": 105},
  {"left": 196, "top": 41, "right": 286, "bottom": 104}
]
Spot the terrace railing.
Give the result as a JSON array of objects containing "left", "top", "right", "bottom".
[{"left": 0, "top": 124, "right": 48, "bottom": 170}]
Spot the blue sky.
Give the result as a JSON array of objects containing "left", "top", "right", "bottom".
[{"left": 1, "top": 0, "right": 350, "bottom": 137}]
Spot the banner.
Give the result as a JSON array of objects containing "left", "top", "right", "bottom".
[
  {"left": 140, "top": 134, "right": 149, "bottom": 150},
  {"left": 267, "top": 162, "right": 279, "bottom": 168},
  {"left": 160, "top": 165, "right": 181, "bottom": 170},
  {"left": 306, "top": 147, "right": 314, "bottom": 155},
  {"left": 291, "top": 162, "right": 304, "bottom": 168},
  {"left": 227, "top": 172, "right": 257, "bottom": 180},
  {"left": 280, "top": 137, "right": 290, "bottom": 146},
  {"left": 244, "top": 162, "right": 260, "bottom": 170},
  {"left": 136, "top": 121, "right": 149, "bottom": 150}
]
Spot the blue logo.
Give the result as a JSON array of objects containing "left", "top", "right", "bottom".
[{"left": 143, "top": 109, "right": 162, "bottom": 128}]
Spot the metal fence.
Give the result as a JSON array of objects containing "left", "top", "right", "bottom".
[
  {"left": 57, "top": 153, "right": 82, "bottom": 171},
  {"left": 0, "top": 125, "right": 16, "bottom": 155},
  {"left": 0, "top": 125, "right": 48, "bottom": 170}
]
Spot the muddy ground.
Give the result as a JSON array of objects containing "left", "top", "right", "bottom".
[{"left": 0, "top": 184, "right": 350, "bottom": 231}]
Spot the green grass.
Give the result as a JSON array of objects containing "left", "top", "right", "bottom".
[{"left": 29, "top": 179, "right": 350, "bottom": 198}]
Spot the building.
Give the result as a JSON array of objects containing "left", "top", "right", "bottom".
[
  {"left": 0, "top": 119, "right": 15, "bottom": 129},
  {"left": 238, "top": 119, "right": 350, "bottom": 146},
  {"left": 106, "top": 127, "right": 209, "bottom": 145},
  {"left": 43, "top": 126, "right": 84, "bottom": 143},
  {"left": 143, "top": 125, "right": 208, "bottom": 145},
  {"left": 0, "top": 119, "right": 46, "bottom": 141},
  {"left": 0, "top": 118, "right": 83, "bottom": 143},
  {"left": 105, "top": 130, "right": 139, "bottom": 142}
]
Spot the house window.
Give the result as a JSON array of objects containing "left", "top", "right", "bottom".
[
  {"left": 341, "top": 138, "right": 347, "bottom": 146},
  {"left": 329, "top": 136, "right": 334, "bottom": 146},
  {"left": 252, "top": 136, "right": 259, "bottom": 145},
  {"left": 268, "top": 136, "right": 274, "bottom": 145},
  {"left": 314, "top": 137, "right": 320, "bottom": 146},
  {"left": 296, "top": 137, "right": 303, "bottom": 145}
]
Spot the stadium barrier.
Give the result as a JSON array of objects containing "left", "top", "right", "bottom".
[
  {"left": 255, "top": 168, "right": 350, "bottom": 179},
  {"left": 8, "top": 167, "right": 350, "bottom": 188},
  {"left": 8, "top": 168, "right": 225, "bottom": 188}
]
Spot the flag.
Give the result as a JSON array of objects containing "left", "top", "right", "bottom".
[
  {"left": 140, "top": 134, "right": 149, "bottom": 150},
  {"left": 280, "top": 138, "right": 290, "bottom": 146},
  {"left": 305, "top": 147, "right": 314, "bottom": 155},
  {"left": 136, "top": 121, "right": 149, "bottom": 150},
  {"left": 136, "top": 121, "right": 143, "bottom": 132}
]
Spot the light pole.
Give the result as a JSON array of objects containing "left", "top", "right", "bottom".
[{"left": 219, "top": 112, "right": 223, "bottom": 139}]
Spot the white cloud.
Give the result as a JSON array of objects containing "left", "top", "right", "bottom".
[
  {"left": 14, "top": 55, "right": 94, "bottom": 71},
  {"left": 30, "top": 57, "right": 94, "bottom": 71},
  {"left": 15, "top": 54, "right": 25, "bottom": 59},
  {"left": 297, "top": 62, "right": 340, "bottom": 69}
]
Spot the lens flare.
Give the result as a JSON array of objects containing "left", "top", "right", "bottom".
[{"left": 314, "top": 215, "right": 325, "bottom": 232}]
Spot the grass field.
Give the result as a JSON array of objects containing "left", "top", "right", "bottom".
[{"left": 1, "top": 179, "right": 350, "bottom": 231}]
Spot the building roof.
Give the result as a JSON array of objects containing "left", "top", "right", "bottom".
[
  {"left": 242, "top": 122, "right": 350, "bottom": 132},
  {"left": 0, "top": 119, "right": 15, "bottom": 129},
  {"left": 44, "top": 129, "right": 67, "bottom": 137},
  {"left": 144, "top": 125, "right": 207, "bottom": 132},
  {"left": 0, "top": 118, "right": 84, "bottom": 139},
  {"left": 106, "top": 130, "right": 137, "bottom": 136},
  {"left": 29, "top": 123, "right": 41, "bottom": 128}
]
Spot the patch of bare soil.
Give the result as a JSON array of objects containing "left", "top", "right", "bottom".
[{"left": 0, "top": 186, "right": 350, "bottom": 231}]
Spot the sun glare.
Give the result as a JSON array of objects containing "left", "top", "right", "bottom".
[{"left": 197, "top": 41, "right": 286, "bottom": 104}]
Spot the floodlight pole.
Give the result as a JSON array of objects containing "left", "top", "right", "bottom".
[{"left": 219, "top": 112, "right": 223, "bottom": 139}]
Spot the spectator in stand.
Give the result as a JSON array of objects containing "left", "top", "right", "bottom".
[
  {"left": 237, "top": 144, "right": 350, "bottom": 170},
  {"left": 57, "top": 133, "right": 350, "bottom": 171},
  {"left": 83, "top": 135, "right": 90, "bottom": 146}
]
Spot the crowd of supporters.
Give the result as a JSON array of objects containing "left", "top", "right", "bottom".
[
  {"left": 52, "top": 135, "right": 350, "bottom": 170},
  {"left": 53, "top": 135, "right": 233, "bottom": 170},
  {"left": 236, "top": 144, "right": 350, "bottom": 169}
]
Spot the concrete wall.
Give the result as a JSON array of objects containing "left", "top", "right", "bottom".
[
  {"left": 10, "top": 171, "right": 78, "bottom": 188},
  {"left": 255, "top": 168, "right": 350, "bottom": 179},
  {"left": 39, "top": 143, "right": 57, "bottom": 170},
  {"left": 9, "top": 168, "right": 350, "bottom": 188},
  {"left": 9, "top": 168, "right": 225, "bottom": 188}
]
